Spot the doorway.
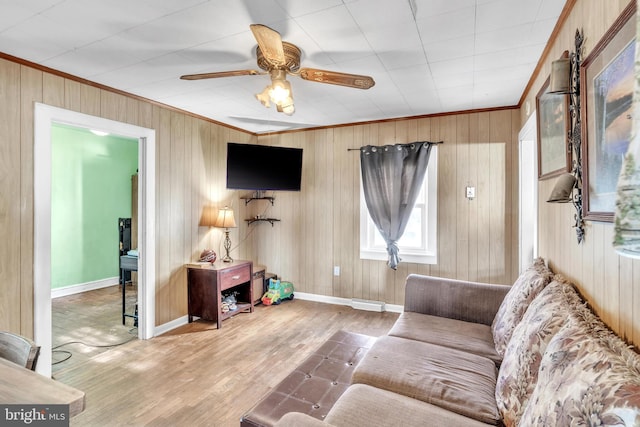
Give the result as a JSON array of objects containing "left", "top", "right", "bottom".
[
  {"left": 518, "top": 112, "right": 539, "bottom": 273},
  {"left": 34, "top": 103, "right": 156, "bottom": 377}
]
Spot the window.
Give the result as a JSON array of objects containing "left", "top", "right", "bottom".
[{"left": 359, "top": 147, "right": 438, "bottom": 264}]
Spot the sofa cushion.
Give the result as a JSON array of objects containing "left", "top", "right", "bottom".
[
  {"left": 352, "top": 336, "right": 499, "bottom": 424},
  {"left": 519, "top": 301, "right": 640, "bottom": 426},
  {"left": 274, "top": 385, "right": 490, "bottom": 427},
  {"left": 326, "top": 384, "right": 490, "bottom": 427},
  {"left": 495, "top": 276, "right": 583, "bottom": 426},
  {"left": 491, "top": 257, "right": 553, "bottom": 357},
  {"left": 389, "top": 312, "right": 501, "bottom": 365}
]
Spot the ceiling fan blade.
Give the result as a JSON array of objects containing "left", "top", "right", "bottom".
[
  {"left": 180, "top": 69, "right": 263, "bottom": 80},
  {"left": 299, "top": 68, "right": 375, "bottom": 89},
  {"left": 250, "top": 24, "right": 286, "bottom": 67}
]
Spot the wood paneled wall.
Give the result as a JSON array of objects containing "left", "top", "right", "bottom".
[
  {"left": 520, "top": 0, "right": 639, "bottom": 347},
  {"left": 0, "top": 50, "right": 520, "bottom": 338},
  {"left": 246, "top": 110, "right": 521, "bottom": 305},
  {"left": 1, "top": 0, "right": 636, "bottom": 352},
  {"left": 0, "top": 58, "right": 256, "bottom": 333}
]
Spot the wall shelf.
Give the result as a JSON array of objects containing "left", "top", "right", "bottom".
[
  {"left": 241, "top": 196, "right": 275, "bottom": 206},
  {"left": 245, "top": 218, "right": 280, "bottom": 226}
]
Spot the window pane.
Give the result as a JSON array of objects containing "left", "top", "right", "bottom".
[
  {"left": 372, "top": 224, "right": 386, "bottom": 248},
  {"left": 398, "top": 207, "right": 423, "bottom": 248},
  {"left": 371, "top": 207, "right": 423, "bottom": 249}
]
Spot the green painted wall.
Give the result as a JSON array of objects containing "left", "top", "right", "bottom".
[{"left": 51, "top": 124, "right": 138, "bottom": 289}]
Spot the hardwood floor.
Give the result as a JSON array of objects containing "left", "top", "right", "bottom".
[
  {"left": 52, "top": 284, "right": 138, "bottom": 374},
  {"left": 52, "top": 288, "right": 399, "bottom": 427}
]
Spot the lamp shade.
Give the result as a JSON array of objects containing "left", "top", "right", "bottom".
[
  {"left": 213, "top": 207, "right": 237, "bottom": 229},
  {"left": 547, "top": 173, "right": 576, "bottom": 203}
]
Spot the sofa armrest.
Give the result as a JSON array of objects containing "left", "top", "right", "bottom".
[
  {"left": 404, "top": 274, "right": 510, "bottom": 326},
  {"left": 274, "top": 413, "right": 333, "bottom": 427}
]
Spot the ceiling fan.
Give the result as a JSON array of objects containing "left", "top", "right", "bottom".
[{"left": 180, "top": 24, "right": 376, "bottom": 116}]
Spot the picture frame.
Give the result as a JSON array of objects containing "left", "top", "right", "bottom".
[
  {"left": 536, "top": 76, "right": 571, "bottom": 180},
  {"left": 581, "top": 2, "right": 636, "bottom": 222}
]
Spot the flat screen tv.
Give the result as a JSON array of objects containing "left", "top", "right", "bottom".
[{"left": 226, "top": 142, "right": 303, "bottom": 191}]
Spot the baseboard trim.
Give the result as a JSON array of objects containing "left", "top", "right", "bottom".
[
  {"left": 351, "top": 298, "right": 384, "bottom": 312},
  {"left": 153, "top": 293, "right": 404, "bottom": 336},
  {"left": 51, "top": 277, "right": 119, "bottom": 299},
  {"left": 155, "top": 315, "right": 190, "bottom": 336},
  {"left": 295, "top": 292, "right": 404, "bottom": 313}
]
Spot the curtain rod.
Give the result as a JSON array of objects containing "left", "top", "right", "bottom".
[{"left": 347, "top": 141, "right": 444, "bottom": 151}]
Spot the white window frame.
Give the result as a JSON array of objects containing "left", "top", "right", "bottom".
[{"left": 359, "top": 147, "right": 438, "bottom": 264}]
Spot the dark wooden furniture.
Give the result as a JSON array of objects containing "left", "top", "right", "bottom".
[
  {"left": 186, "top": 260, "right": 253, "bottom": 329},
  {"left": 0, "top": 357, "right": 85, "bottom": 417},
  {"left": 252, "top": 265, "right": 266, "bottom": 304},
  {"left": 241, "top": 331, "right": 376, "bottom": 426},
  {"left": 251, "top": 265, "right": 278, "bottom": 305}
]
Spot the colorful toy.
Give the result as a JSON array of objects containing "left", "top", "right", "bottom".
[{"left": 261, "top": 278, "right": 294, "bottom": 305}]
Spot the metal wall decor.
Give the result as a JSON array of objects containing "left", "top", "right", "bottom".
[{"left": 567, "top": 29, "right": 586, "bottom": 243}]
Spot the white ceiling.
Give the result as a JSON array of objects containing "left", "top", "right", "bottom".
[{"left": 0, "top": 0, "right": 566, "bottom": 134}]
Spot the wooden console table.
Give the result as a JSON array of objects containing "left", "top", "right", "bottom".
[{"left": 186, "top": 260, "right": 253, "bottom": 329}]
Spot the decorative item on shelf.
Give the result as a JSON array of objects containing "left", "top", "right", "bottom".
[
  {"left": 549, "top": 51, "right": 570, "bottom": 94},
  {"left": 213, "top": 206, "right": 237, "bottom": 263},
  {"left": 546, "top": 29, "right": 585, "bottom": 244},
  {"left": 198, "top": 249, "right": 217, "bottom": 264},
  {"left": 547, "top": 173, "right": 577, "bottom": 203}
]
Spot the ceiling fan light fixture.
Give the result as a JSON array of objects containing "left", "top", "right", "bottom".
[
  {"left": 272, "top": 83, "right": 294, "bottom": 115},
  {"left": 279, "top": 98, "right": 295, "bottom": 116},
  {"left": 268, "top": 79, "right": 291, "bottom": 104},
  {"left": 256, "top": 86, "right": 271, "bottom": 107},
  {"left": 255, "top": 69, "right": 295, "bottom": 115},
  {"left": 183, "top": 24, "right": 373, "bottom": 117},
  {"left": 281, "top": 105, "right": 295, "bottom": 116}
]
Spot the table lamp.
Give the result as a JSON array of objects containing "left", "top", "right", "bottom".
[{"left": 213, "top": 206, "right": 237, "bottom": 262}]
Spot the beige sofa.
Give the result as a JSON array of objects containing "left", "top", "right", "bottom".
[{"left": 274, "top": 259, "right": 640, "bottom": 427}]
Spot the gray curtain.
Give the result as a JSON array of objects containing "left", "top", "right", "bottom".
[{"left": 360, "top": 142, "right": 435, "bottom": 269}]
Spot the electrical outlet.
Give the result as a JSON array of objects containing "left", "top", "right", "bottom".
[
  {"left": 333, "top": 266, "right": 340, "bottom": 276},
  {"left": 466, "top": 186, "right": 475, "bottom": 200}
]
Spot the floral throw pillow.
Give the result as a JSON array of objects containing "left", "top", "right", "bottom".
[
  {"left": 491, "top": 258, "right": 553, "bottom": 357},
  {"left": 495, "top": 276, "right": 583, "bottom": 426},
  {"left": 519, "top": 302, "right": 640, "bottom": 426}
]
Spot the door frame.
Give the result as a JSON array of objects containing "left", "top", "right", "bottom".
[
  {"left": 34, "top": 103, "right": 156, "bottom": 377},
  {"left": 518, "top": 112, "right": 539, "bottom": 273}
]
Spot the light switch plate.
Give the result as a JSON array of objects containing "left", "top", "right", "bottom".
[{"left": 466, "top": 186, "right": 475, "bottom": 199}]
